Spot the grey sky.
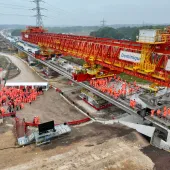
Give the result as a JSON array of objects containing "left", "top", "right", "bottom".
[{"left": 0, "top": 0, "right": 169, "bottom": 26}]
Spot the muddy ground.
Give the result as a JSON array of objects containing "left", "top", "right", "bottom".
[
  {"left": 0, "top": 53, "right": 43, "bottom": 82},
  {"left": 0, "top": 122, "right": 154, "bottom": 170},
  {"left": 0, "top": 55, "right": 9, "bottom": 69},
  {"left": 142, "top": 146, "right": 170, "bottom": 170},
  {"left": 0, "top": 54, "right": 20, "bottom": 80}
]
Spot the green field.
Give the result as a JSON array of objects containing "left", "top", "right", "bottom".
[
  {"left": 63, "top": 56, "right": 84, "bottom": 66},
  {"left": 62, "top": 56, "right": 151, "bottom": 85},
  {"left": 119, "top": 73, "right": 150, "bottom": 84},
  {"left": 0, "top": 56, "right": 9, "bottom": 69}
]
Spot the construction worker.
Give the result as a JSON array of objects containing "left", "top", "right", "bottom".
[
  {"left": 128, "top": 88, "right": 132, "bottom": 95},
  {"left": 167, "top": 108, "right": 170, "bottom": 115},
  {"left": 0, "top": 107, "right": 5, "bottom": 115},
  {"left": 157, "top": 109, "right": 161, "bottom": 116},
  {"left": 131, "top": 99, "right": 136, "bottom": 109},
  {"left": 163, "top": 106, "right": 167, "bottom": 117},
  {"left": 109, "top": 88, "right": 113, "bottom": 96},
  {"left": 163, "top": 106, "right": 167, "bottom": 111},
  {"left": 36, "top": 116, "right": 40, "bottom": 124},
  {"left": 163, "top": 109, "right": 167, "bottom": 117},
  {"left": 34, "top": 116, "right": 40, "bottom": 125},
  {"left": 90, "top": 80, "right": 93, "bottom": 86},
  {"left": 122, "top": 82, "right": 126, "bottom": 90},
  {"left": 134, "top": 80, "right": 137, "bottom": 86},
  {"left": 124, "top": 88, "right": 127, "bottom": 96},
  {"left": 113, "top": 90, "right": 117, "bottom": 99},
  {"left": 130, "top": 99, "right": 133, "bottom": 108},
  {"left": 20, "top": 103, "right": 24, "bottom": 109},
  {"left": 151, "top": 110, "right": 155, "bottom": 117},
  {"left": 33, "top": 116, "right": 36, "bottom": 124},
  {"left": 2, "top": 95, "right": 6, "bottom": 105}
]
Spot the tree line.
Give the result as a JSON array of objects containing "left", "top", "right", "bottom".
[
  {"left": 11, "top": 29, "right": 22, "bottom": 36},
  {"left": 90, "top": 25, "right": 167, "bottom": 41}
]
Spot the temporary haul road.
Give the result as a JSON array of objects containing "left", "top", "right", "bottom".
[{"left": 0, "top": 52, "right": 43, "bottom": 82}]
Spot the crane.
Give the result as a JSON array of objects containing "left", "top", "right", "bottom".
[{"left": 21, "top": 26, "right": 170, "bottom": 87}]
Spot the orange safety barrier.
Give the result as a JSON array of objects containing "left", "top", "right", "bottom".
[
  {"left": 21, "top": 117, "right": 91, "bottom": 134},
  {"left": 24, "top": 117, "right": 91, "bottom": 127},
  {"left": 67, "top": 117, "right": 91, "bottom": 125},
  {"left": 1, "top": 112, "right": 16, "bottom": 118},
  {"left": 25, "top": 122, "right": 39, "bottom": 127}
]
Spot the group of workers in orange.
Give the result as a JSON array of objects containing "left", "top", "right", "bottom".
[
  {"left": 151, "top": 106, "right": 170, "bottom": 118},
  {"left": 0, "top": 85, "right": 43, "bottom": 116},
  {"left": 89, "top": 75, "right": 140, "bottom": 108}
]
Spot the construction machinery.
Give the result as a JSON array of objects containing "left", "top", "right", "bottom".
[
  {"left": 35, "top": 44, "right": 56, "bottom": 60},
  {"left": 21, "top": 26, "right": 170, "bottom": 87},
  {"left": 79, "top": 88, "right": 112, "bottom": 110}
]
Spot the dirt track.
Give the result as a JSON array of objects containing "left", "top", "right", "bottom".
[
  {"left": 0, "top": 53, "right": 43, "bottom": 82},
  {"left": 0, "top": 123, "right": 154, "bottom": 170}
]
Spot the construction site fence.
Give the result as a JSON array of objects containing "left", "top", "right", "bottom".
[
  {"left": 67, "top": 117, "right": 91, "bottom": 125},
  {"left": 24, "top": 117, "right": 91, "bottom": 127},
  {"left": 1, "top": 112, "right": 16, "bottom": 118},
  {"left": 14, "top": 116, "right": 91, "bottom": 139},
  {"left": 14, "top": 116, "right": 91, "bottom": 140}
]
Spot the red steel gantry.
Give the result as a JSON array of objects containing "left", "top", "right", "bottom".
[{"left": 22, "top": 26, "right": 170, "bottom": 87}]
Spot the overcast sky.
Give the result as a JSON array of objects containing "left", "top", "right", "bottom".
[{"left": 0, "top": 0, "right": 169, "bottom": 26}]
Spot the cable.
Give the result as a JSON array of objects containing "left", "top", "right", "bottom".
[
  {"left": 0, "top": 1, "right": 75, "bottom": 25},
  {"left": 0, "top": 1, "right": 74, "bottom": 22},
  {"left": 40, "top": 1, "right": 76, "bottom": 24},
  {"left": 43, "top": 16, "right": 58, "bottom": 21},
  {"left": 0, "top": 12, "right": 30, "bottom": 17},
  {"left": 0, "top": 2, "right": 30, "bottom": 8},
  {"left": 0, "top": 4, "right": 30, "bottom": 10},
  {"left": 44, "top": 2, "right": 74, "bottom": 15}
]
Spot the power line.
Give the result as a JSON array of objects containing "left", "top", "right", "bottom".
[
  {"left": 43, "top": 1, "right": 77, "bottom": 24},
  {"left": 31, "top": 0, "right": 46, "bottom": 26},
  {"left": 0, "top": 12, "right": 30, "bottom": 17},
  {"left": 45, "top": 2, "right": 72, "bottom": 14},
  {"left": 0, "top": 4, "right": 29, "bottom": 10},
  {"left": 0, "top": 2, "right": 30, "bottom": 8},
  {"left": 0, "top": 1, "right": 74, "bottom": 25}
]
